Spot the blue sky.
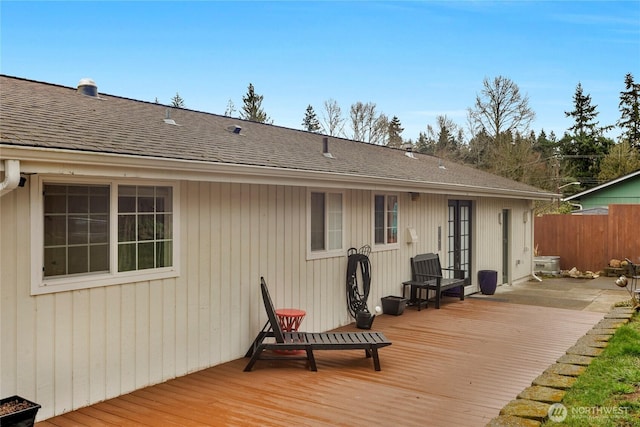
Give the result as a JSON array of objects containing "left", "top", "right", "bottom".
[{"left": 2, "top": 1, "right": 639, "bottom": 142}]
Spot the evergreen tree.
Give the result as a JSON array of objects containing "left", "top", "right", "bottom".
[
  {"left": 464, "top": 128, "right": 492, "bottom": 169},
  {"left": 240, "top": 83, "right": 271, "bottom": 123},
  {"left": 564, "top": 83, "right": 602, "bottom": 135},
  {"left": 414, "top": 131, "right": 431, "bottom": 154},
  {"left": 533, "top": 129, "right": 559, "bottom": 162},
  {"left": 302, "top": 105, "right": 321, "bottom": 133},
  {"left": 386, "top": 116, "right": 404, "bottom": 148},
  {"left": 559, "top": 83, "right": 614, "bottom": 186},
  {"left": 434, "top": 115, "right": 461, "bottom": 156},
  {"left": 171, "top": 92, "right": 185, "bottom": 108},
  {"left": 618, "top": 73, "right": 640, "bottom": 151}
]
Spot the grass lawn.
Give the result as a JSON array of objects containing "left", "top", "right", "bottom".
[{"left": 544, "top": 310, "right": 640, "bottom": 426}]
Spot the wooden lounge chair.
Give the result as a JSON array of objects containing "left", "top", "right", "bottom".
[{"left": 244, "top": 277, "right": 392, "bottom": 371}]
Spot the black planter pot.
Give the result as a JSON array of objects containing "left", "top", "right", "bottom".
[
  {"left": 381, "top": 296, "right": 408, "bottom": 315},
  {"left": 0, "top": 395, "right": 41, "bottom": 427},
  {"left": 478, "top": 270, "right": 498, "bottom": 295}
]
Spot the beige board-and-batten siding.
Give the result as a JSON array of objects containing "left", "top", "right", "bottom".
[
  {"left": 1, "top": 178, "right": 532, "bottom": 421},
  {"left": 475, "top": 198, "right": 536, "bottom": 285}
]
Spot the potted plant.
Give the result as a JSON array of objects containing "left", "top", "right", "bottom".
[{"left": 0, "top": 395, "right": 41, "bottom": 427}]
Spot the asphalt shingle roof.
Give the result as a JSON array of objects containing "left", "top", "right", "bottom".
[{"left": 1, "top": 75, "right": 553, "bottom": 199}]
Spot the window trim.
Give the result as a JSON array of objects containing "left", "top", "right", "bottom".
[
  {"left": 31, "top": 176, "right": 180, "bottom": 295},
  {"left": 371, "top": 192, "right": 400, "bottom": 251},
  {"left": 306, "top": 188, "right": 345, "bottom": 260}
]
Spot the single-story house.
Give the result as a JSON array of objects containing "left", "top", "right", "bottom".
[
  {"left": 0, "top": 75, "right": 555, "bottom": 421},
  {"left": 563, "top": 169, "right": 640, "bottom": 213}
]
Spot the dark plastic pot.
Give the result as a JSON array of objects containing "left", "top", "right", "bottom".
[
  {"left": 381, "top": 296, "right": 408, "bottom": 315},
  {"left": 478, "top": 270, "right": 498, "bottom": 295}
]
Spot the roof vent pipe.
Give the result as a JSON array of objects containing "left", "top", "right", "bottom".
[
  {"left": 322, "top": 137, "right": 334, "bottom": 158},
  {"left": 77, "top": 78, "right": 98, "bottom": 97},
  {"left": 403, "top": 142, "right": 416, "bottom": 159},
  {"left": 0, "top": 159, "right": 21, "bottom": 198},
  {"left": 164, "top": 108, "right": 178, "bottom": 125}
]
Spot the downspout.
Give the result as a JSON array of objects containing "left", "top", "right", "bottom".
[
  {"left": 0, "top": 159, "right": 21, "bottom": 197},
  {"left": 529, "top": 205, "right": 543, "bottom": 282}
]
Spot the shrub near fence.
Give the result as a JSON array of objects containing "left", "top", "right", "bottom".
[{"left": 534, "top": 205, "right": 640, "bottom": 273}]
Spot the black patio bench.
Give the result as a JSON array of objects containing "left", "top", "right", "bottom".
[{"left": 402, "top": 253, "right": 466, "bottom": 310}]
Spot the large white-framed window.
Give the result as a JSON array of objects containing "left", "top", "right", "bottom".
[
  {"left": 372, "top": 193, "right": 399, "bottom": 249},
  {"left": 31, "top": 176, "right": 180, "bottom": 294},
  {"left": 307, "top": 189, "right": 344, "bottom": 259}
]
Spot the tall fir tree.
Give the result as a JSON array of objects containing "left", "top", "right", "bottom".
[
  {"left": 302, "top": 105, "right": 321, "bottom": 133},
  {"left": 170, "top": 92, "right": 185, "bottom": 108},
  {"left": 617, "top": 73, "right": 640, "bottom": 151},
  {"left": 564, "top": 83, "right": 602, "bottom": 136},
  {"left": 559, "top": 83, "right": 613, "bottom": 187},
  {"left": 414, "top": 131, "right": 431, "bottom": 154},
  {"left": 386, "top": 116, "right": 404, "bottom": 148},
  {"left": 434, "top": 115, "right": 461, "bottom": 156},
  {"left": 240, "top": 83, "right": 271, "bottom": 123}
]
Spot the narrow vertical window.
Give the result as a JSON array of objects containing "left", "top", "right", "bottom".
[
  {"left": 386, "top": 195, "right": 398, "bottom": 244},
  {"left": 374, "top": 195, "right": 385, "bottom": 244},
  {"left": 310, "top": 190, "right": 343, "bottom": 254},
  {"left": 43, "top": 184, "right": 110, "bottom": 277},
  {"left": 310, "top": 192, "right": 325, "bottom": 251},
  {"left": 118, "top": 185, "right": 173, "bottom": 272},
  {"left": 327, "top": 192, "right": 342, "bottom": 250},
  {"left": 374, "top": 194, "right": 398, "bottom": 245}
]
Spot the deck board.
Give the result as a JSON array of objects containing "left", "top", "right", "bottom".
[{"left": 37, "top": 299, "right": 603, "bottom": 427}]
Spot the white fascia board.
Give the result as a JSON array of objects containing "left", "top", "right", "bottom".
[
  {"left": 563, "top": 169, "right": 640, "bottom": 201},
  {"left": 1, "top": 145, "right": 554, "bottom": 201}
]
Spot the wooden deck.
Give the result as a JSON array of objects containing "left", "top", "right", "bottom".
[{"left": 37, "top": 299, "right": 604, "bottom": 427}]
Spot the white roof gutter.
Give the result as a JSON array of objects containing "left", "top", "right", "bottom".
[
  {"left": 2, "top": 146, "right": 556, "bottom": 201},
  {"left": 0, "top": 159, "right": 21, "bottom": 197}
]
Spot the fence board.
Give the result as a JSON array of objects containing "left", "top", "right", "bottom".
[{"left": 534, "top": 205, "right": 640, "bottom": 272}]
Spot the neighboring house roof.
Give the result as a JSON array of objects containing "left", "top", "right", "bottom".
[
  {"left": 571, "top": 206, "right": 609, "bottom": 215},
  {"left": 1, "top": 75, "right": 554, "bottom": 200},
  {"left": 563, "top": 170, "right": 640, "bottom": 202}
]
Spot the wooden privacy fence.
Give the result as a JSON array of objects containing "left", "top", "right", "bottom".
[{"left": 534, "top": 204, "right": 640, "bottom": 273}]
